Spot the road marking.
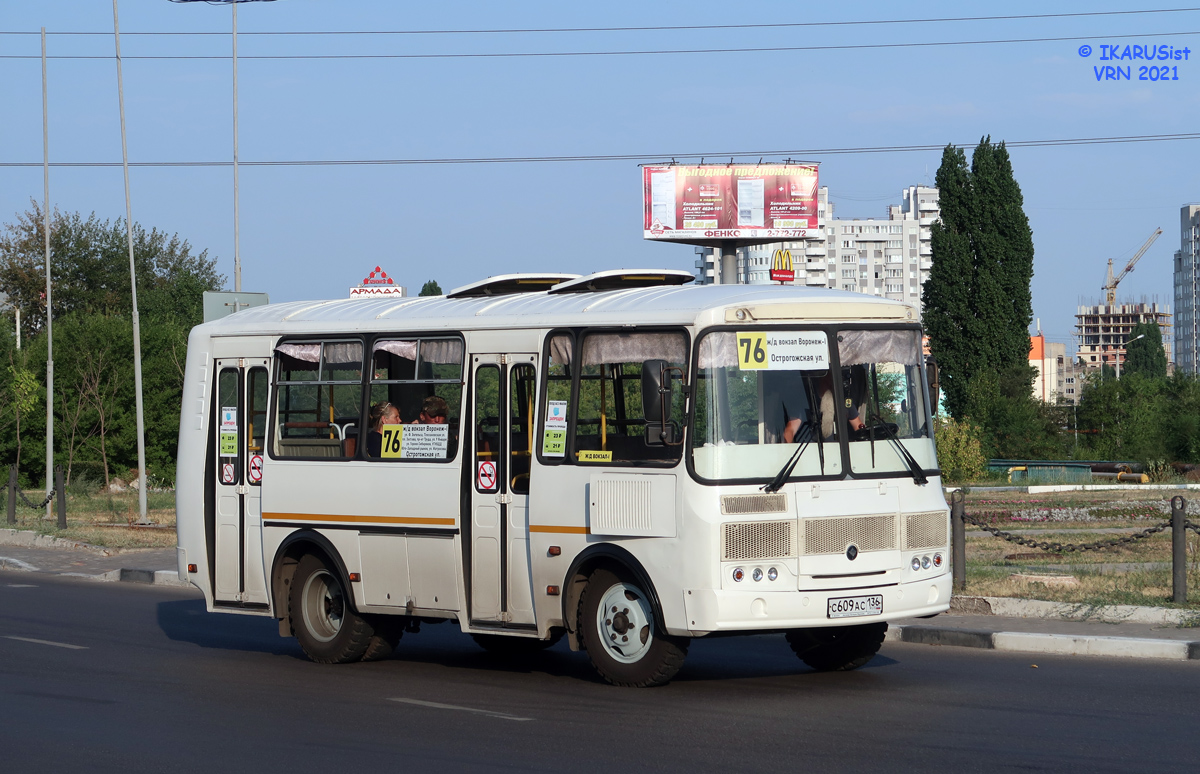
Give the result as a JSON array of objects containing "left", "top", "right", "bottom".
[
  {"left": 388, "top": 697, "right": 532, "bottom": 721},
  {"left": 4, "top": 635, "right": 88, "bottom": 650},
  {"left": 6, "top": 584, "right": 38, "bottom": 588}
]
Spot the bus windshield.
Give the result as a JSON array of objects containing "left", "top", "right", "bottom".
[
  {"left": 691, "top": 330, "right": 843, "bottom": 482},
  {"left": 690, "top": 327, "right": 936, "bottom": 483}
]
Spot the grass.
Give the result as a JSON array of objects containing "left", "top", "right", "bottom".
[{"left": 4, "top": 488, "right": 176, "bottom": 549}]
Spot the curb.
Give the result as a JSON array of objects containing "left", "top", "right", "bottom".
[
  {"left": 887, "top": 624, "right": 1200, "bottom": 662},
  {"left": 952, "top": 595, "right": 1200, "bottom": 627},
  {"left": 0, "top": 528, "right": 128, "bottom": 556},
  {"left": 0, "top": 556, "right": 191, "bottom": 588}
]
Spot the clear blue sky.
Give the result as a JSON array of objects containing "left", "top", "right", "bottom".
[{"left": 3, "top": 1, "right": 1198, "bottom": 349}]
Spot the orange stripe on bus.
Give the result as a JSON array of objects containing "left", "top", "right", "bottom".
[
  {"left": 528, "top": 525, "right": 590, "bottom": 534},
  {"left": 263, "top": 512, "right": 456, "bottom": 526}
]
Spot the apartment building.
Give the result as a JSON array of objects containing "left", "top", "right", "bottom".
[
  {"left": 1174, "top": 204, "right": 1200, "bottom": 374},
  {"left": 695, "top": 185, "right": 939, "bottom": 316},
  {"left": 1074, "top": 301, "right": 1173, "bottom": 372}
]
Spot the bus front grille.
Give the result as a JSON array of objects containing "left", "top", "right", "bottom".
[
  {"left": 720, "top": 493, "right": 788, "bottom": 515},
  {"left": 802, "top": 515, "right": 896, "bottom": 555},
  {"left": 904, "top": 511, "right": 949, "bottom": 550},
  {"left": 722, "top": 521, "right": 794, "bottom": 561}
]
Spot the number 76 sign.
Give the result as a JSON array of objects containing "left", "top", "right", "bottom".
[{"left": 735, "top": 331, "right": 830, "bottom": 371}]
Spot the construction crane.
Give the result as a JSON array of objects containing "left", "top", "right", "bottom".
[{"left": 1103, "top": 228, "right": 1162, "bottom": 305}]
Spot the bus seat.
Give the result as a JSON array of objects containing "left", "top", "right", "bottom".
[{"left": 277, "top": 438, "right": 344, "bottom": 458}]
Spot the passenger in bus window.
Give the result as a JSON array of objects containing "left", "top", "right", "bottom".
[
  {"left": 415, "top": 395, "right": 449, "bottom": 425},
  {"left": 781, "top": 373, "right": 864, "bottom": 443},
  {"left": 366, "top": 401, "right": 400, "bottom": 457}
]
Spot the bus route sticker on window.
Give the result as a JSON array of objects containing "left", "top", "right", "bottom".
[
  {"left": 219, "top": 407, "right": 238, "bottom": 457},
  {"left": 736, "top": 331, "right": 829, "bottom": 371},
  {"left": 578, "top": 450, "right": 613, "bottom": 463},
  {"left": 380, "top": 424, "right": 450, "bottom": 459},
  {"left": 542, "top": 399, "right": 568, "bottom": 457}
]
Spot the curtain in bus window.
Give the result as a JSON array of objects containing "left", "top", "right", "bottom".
[
  {"left": 275, "top": 343, "right": 320, "bottom": 363},
  {"left": 697, "top": 331, "right": 739, "bottom": 369},
  {"left": 321, "top": 341, "right": 364, "bottom": 382},
  {"left": 573, "top": 331, "right": 687, "bottom": 466},
  {"left": 837, "top": 329, "right": 921, "bottom": 367}
]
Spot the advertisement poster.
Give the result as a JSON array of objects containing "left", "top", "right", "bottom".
[{"left": 643, "top": 163, "right": 819, "bottom": 242}]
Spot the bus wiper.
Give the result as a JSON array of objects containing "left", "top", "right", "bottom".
[
  {"left": 866, "top": 413, "right": 928, "bottom": 485},
  {"left": 762, "top": 420, "right": 816, "bottom": 493}
]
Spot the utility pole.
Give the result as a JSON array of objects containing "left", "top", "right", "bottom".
[
  {"left": 232, "top": 1, "right": 241, "bottom": 291},
  {"left": 42, "top": 28, "right": 55, "bottom": 519},
  {"left": 112, "top": 1, "right": 150, "bottom": 524}
]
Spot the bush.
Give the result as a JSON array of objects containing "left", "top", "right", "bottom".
[{"left": 934, "top": 415, "right": 987, "bottom": 483}]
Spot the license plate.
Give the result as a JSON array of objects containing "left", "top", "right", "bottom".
[{"left": 827, "top": 594, "right": 883, "bottom": 619}]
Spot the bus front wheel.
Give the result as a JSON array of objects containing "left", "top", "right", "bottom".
[
  {"left": 579, "top": 567, "right": 688, "bottom": 687},
  {"left": 785, "top": 622, "right": 888, "bottom": 672},
  {"left": 289, "top": 553, "right": 374, "bottom": 664}
]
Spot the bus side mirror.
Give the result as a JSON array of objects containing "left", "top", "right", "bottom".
[
  {"left": 925, "top": 355, "right": 939, "bottom": 415},
  {"left": 641, "top": 359, "right": 677, "bottom": 446}
]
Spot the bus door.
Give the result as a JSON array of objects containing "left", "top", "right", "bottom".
[
  {"left": 213, "top": 358, "right": 271, "bottom": 606},
  {"left": 469, "top": 353, "right": 538, "bottom": 626}
]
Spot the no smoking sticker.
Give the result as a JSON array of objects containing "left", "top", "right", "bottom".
[
  {"left": 221, "top": 462, "right": 236, "bottom": 484},
  {"left": 477, "top": 460, "right": 497, "bottom": 490},
  {"left": 248, "top": 454, "right": 263, "bottom": 484}
]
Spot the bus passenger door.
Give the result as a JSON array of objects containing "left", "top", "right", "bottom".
[
  {"left": 212, "top": 358, "right": 271, "bottom": 606},
  {"left": 468, "top": 353, "right": 537, "bottom": 626}
]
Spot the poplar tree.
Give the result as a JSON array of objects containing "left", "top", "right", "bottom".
[
  {"left": 923, "top": 137, "right": 1036, "bottom": 420},
  {"left": 921, "top": 144, "right": 976, "bottom": 417}
]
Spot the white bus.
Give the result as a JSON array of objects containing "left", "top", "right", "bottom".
[{"left": 176, "top": 270, "right": 951, "bottom": 686}]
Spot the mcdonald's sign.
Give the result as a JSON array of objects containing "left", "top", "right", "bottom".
[{"left": 770, "top": 249, "right": 795, "bottom": 283}]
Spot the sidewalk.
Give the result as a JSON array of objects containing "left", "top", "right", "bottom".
[{"left": 0, "top": 538, "right": 184, "bottom": 586}]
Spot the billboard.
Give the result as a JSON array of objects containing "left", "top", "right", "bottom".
[{"left": 642, "top": 163, "right": 819, "bottom": 243}]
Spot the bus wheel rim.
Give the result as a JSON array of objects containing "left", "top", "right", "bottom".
[
  {"left": 595, "top": 581, "right": 653, "bottom": 664},
  {"left": 302, "top": 569, "right": 343, "bottom": 643}
]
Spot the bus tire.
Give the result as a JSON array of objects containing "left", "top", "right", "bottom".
[
  {"left": 289, "top": 553, "right": 373, "bottom": 664},
  {"left": 360, "top": 616, "right": 404, "bottom": 662},
  {"left": 471, "top": 631, "right": 563, "bottom": 657},
  {"left": 579, "top": 567, "right": 687, "bottom": 687},
  {"left": 785, "top": 622, "right": 888, "bottom": 672}
]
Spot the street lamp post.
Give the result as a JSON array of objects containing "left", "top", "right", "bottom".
[
  {"left": 169, "top": 0, "right": 277, "bottom": 292},
  {"left": 1117, "top": 333, "right": 1146, "bottom": 380}
]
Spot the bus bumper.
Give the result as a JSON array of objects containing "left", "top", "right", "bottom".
[{"left": 678, "top": 572, "right": 952, "bottom": 636}]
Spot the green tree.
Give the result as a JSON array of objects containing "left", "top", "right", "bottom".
[
  {"left": 922, "top": 144, "right": 977, "bottom": 418},
  {"left": 0, "top": 202, "right": 223, "bottom": 340},
  {"left": 1124, "top": 321, "right": 1167, "bottom": 378},
  {"left": 922, "top": 137, "right": 1036, "bottom": 420},
  {"left": 419, "top": 280, "right": 442, "bottom": 296}
]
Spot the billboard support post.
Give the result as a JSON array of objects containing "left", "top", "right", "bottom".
[{"left": 720, "top": 246, "right": 739, "bottom": 285}]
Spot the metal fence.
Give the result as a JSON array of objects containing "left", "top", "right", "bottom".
[
  {"left": 3, "top": 465, "right": 67, "bottom": 529},
  {"left": 951, "top": 492, "right": 1196, "bottom": 603}
]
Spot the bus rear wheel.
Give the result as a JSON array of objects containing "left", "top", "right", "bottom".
[
  {"left": 579, "top": 567, "right": 688, "bottom": 687},
  {"left": 785, "top": 622, "right": 888, "bottom": 672},
  {"left": 289, "top": 553, "right": 374, "bottom": 664}
]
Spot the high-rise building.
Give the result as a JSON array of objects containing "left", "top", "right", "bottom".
[
  {"left": 1174, "top": 204, "right": 1200, "bottom": 373},
  {"left": 1074, "top": 301, "right": 1172, "bottom": 371},
  {"left": 694, "top": 185, "right": 938, "bottom": 315}
]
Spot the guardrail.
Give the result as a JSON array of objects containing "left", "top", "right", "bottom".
[{"left": 951, "top": 491, "right": 1195, "bottom": 603}]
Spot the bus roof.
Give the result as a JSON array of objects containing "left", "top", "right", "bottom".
[{"left": 196, "top": 282, "right": 916, "bottom": 337}]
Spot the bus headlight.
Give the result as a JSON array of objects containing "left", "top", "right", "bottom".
[
  {"left": 752, "top": 568, "right": 764, "bottom": 582},
  {"left": 911, "top": 556, "right": 921, "bottom": 571},
  {"left": 767, "top": 567, "right": 778, "bottom": 581},
  {"left": 921, "top": 555, "right": 932, "bottom": 569}
]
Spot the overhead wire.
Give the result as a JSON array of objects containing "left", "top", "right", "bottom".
[
  {"left": 1, "top": 7, "right": 1198, "bottom": 36},
  {"left": 3, "top": 29, "right": 1199, "bottom": 59},
  {"left": 1, "top": 132, "right": 1197, "bottom": 168}
]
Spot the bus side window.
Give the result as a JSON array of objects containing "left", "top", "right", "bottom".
[
  {"left": 247, "top": 367, "right": 269, "bottom": 458},
  {"left": 509, "top": 363, "right": 535, "bottom": 494},
  {"left": 572, "top": 330, "right": 688, "bottom": 465},
  {"left": 474, "top": 364, "right": 500, "bottom": 491},
  {"left": 538, "top": 333, "right": 573, "bottom": 464},
  {"left": 272, "top": 340, "right": 363, "bottom": 460},
  {"left": 368, "top": 337, "right": 463, "bottom": 461}
]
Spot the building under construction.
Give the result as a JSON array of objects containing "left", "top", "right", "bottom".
[{"left": 1074, "top": 299, "right": 1173, "bottom": 371}]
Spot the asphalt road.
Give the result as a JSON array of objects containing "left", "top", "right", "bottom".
[{"left": 2, "top": 571, "right": 1198, "bottom": 773}]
